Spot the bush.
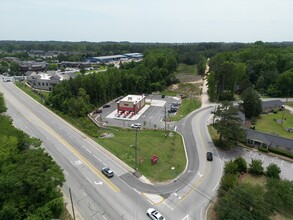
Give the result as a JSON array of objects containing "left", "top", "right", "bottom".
[
  {"left": 266, "top": 163, "right": 281, "bottom": 179},
  {"left": 269, "top": 147, "right": 293, "bottom": 159},
  {"left": 224, "top": 160, "right": 238, "bottom": 174},
  {"left": 234, "top": 157, "right": 247, "bottom": 173},
  {"left": 249, "top": 159, "right": 264, "bottom": 175}
]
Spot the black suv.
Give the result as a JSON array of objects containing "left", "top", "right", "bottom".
[{"left": 207, "top": 152, "right": 213, "bottom": 161}]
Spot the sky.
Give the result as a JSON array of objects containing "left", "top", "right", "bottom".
[{"left": 0, "top": 0, "right": 292, "bottom": 43}]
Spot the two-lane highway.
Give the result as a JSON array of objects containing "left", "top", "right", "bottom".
[{"left": 0, "top": 80, "right": 165, "bottom": 220}]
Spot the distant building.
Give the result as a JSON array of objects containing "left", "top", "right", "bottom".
[
  {"left": 59, "top": 61, "right": 92, "bottom": 68},
  {"left": 26, "top": 70, "right": 78, "bottom": 91},
  {"left": 261, "top": 100, "right": 284, "bottom": 113},
  {"left": 124, "top": 53, "right": 143, "bottom": 59},
  {"left": 19, "top": 61, "right": 48, "bottom": 72},
  {"left": 117, "top": 95, "right": 146, "bottom": 115},
  {"left": 88, "top": 55, "right": 127, "bottom": 64},
  {"left": 87, "top": 53, "right": 143, "bottom": 64}
]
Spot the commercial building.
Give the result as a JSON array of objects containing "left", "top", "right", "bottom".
[
  {"left": 88, "top": 55, "right": 127, "bottom": 64},
  {"left": 26, "top": 70, "right": 78, "bottom": 91},
  {"left": 117, "top": 95, "right": 146, "bottom": 116},
  {"left": 87, "top": 53, "right": 143, "bottom": 64}
]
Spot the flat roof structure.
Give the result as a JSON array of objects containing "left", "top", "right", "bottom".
[{"left": 120, "top": 94, "right": 144, "bottom": 103}]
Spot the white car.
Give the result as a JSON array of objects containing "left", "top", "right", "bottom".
[
  {"left": 147, "top": 208, "right": 166, "bottom": 220},
  {"left": 131, "top": 123, "right": 141, "bottom": 129}
]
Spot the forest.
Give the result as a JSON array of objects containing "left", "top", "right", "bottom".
[
  {"left": 207, "top": 41, "right": 293, "bottom": 101},
  {"left": 0, "top": 40, "right": 246, "bottom": 65},
  {"left": 0, "top": 93, "right": 65, "bottom": 219},
  {"left": 46, "top": 49, "right": 180, "bottom": 117}
]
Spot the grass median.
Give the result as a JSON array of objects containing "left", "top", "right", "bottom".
[{"left": 95, "top": 129, "right": 186, "bottom": 182}]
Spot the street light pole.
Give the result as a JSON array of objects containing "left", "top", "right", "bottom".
[{"left": 135, "top": 128, "right": 138, "bottom": 171}]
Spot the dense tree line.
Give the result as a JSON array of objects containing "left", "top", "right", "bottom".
[
  {"left": 0, "top": 40, "right": 247, "bottom": 65},
  {"left": 47, "top": 49, "right": 179, "bottom": 117},
  {"left": 216, "top": 157, "right": 293, "bottom": 220},
  {"left": 0, "top": 93, "right": 65, "bottom": 219},
  {"left": 208, "top": 42, "right": 293, "bottom": 101}
]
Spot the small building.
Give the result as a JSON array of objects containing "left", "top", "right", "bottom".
[
  {"left": 246, "top": 129, "right": 293, "bottom": 153},
  {"left": 117, "top": 95, "right": 146, "bottom": 115},
  {"left": 261, "top": 100, "right": 284, "bottom": 113}
]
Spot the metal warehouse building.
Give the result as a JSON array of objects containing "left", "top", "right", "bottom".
[
  {"left": 88, "top": 55, "right": 127, "bottom": 64},
  {"left": 117, "top": 95, "right": 146, "bottom": 116}
]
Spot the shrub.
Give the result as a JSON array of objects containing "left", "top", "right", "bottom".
[{"left": 249, "top": 159, "right": 264, "bottom": 175}]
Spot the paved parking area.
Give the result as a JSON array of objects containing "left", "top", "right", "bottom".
[{"left": 99, "top": 94, "right": 180, "bottom": 129}]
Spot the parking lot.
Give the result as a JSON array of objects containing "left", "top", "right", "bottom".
[{"left": 97, "top": 94, "right": 180, "bottom": 129}]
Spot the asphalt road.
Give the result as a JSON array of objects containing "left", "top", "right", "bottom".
[
  {"left": 1, "top": 78, "right": 292, "bottom": 220},
  {"left": 0, "top": 81, "right": 158, "bottom": 220}
]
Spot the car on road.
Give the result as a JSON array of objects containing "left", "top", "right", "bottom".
[
  {"left": 101, "top": 167, "right": 114, "bottom": 178},
  {"left": 131, "top": 123, "right": 141, "bottom": 129},
  {"left": 147, "top": 208, "right": 165, "bottom": 220},
  {"left": 207, "top": 152, "right": 213, "bottom": 161}
]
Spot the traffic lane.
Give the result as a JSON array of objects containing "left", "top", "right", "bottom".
[
  {"left": 163, "top": 108, "right": 222, "bottom": 213},
  {"left": 2, "top": 83, "right": 172, "bottom": 220}
]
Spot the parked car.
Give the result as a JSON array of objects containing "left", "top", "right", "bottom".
[
  {"left": 207, "top": 152, "right": 213, "bottom": 161},
  {"left": 147, "top": 208, "right": 165, "bottom": 220},
  {"left": 131, "top": 123, "right": 141, "bottom": 129},
  {"left": 161, "top": 94, "right": 165, "bottom": 98},
  {"left": 168, "top": 108, "right": 177, "bottom": 113},
  {"left": 101, "top": 167, "right": 114, "bottom": 178},
  {"left": 95, "top": 109, "right": 102, "bottom": 113},
  {"left": 103, "top": 104, "right": 110, "bottom": 108}
]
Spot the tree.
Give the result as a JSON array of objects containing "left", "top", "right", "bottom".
[
  {"left": 224, "top": 160, "right": 238, "bottom": 174},
  {"left": 265, "top": 163, "right": 281, "bottom": 179},
  {"left": 219, "top": 174, "right": 237, "bottom": 196},
  {"left": 265, "top": 179, "right": 293, "bottom": 215},
  {"left": 249, "top": 159, "right": 264, "bottom": 175},
  {"left": 9, "top": 61, "right": 21, "bottom": 75},
  {"left": 234, "top": 157, "right": 247, "bottom": 173},
  {"left": 241, "top": 87, "right": 262, "bottom": 118},
  {"left": 213, "top": 101, "right": 246, "bottom": 148},
  {"left": 216, "top": 183, "right": 272, "bottom": 220},
  {"left": 277, "top": 69, "right": 293, "bottom": 97},
  {"left": 0, "top": 93, "right": 7, "bottom": 113},
  {"left": 197, "top": 55, "right": 206, "bottom": 75}
]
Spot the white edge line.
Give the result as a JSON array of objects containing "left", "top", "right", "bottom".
[
  {"left": 212, "top": 180, "right": 220, "bottom": 191},
  {"left": 164, "top": 201, "right": 174, "bottom": 211},
  {"left": 134, "top": 189, "right": 141, "bottom": 195}
]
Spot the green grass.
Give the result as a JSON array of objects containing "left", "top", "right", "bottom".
[
  {"left": 208, "top": 125, "right": 219, "bottom": 141},
  {"left": 176, "top": 63, "right": 198, "bottom": 75},
  {"left": 287, "top": 102, "right": 293, "bottom": 108},
  {"left": 15, "top": 82, "right": 49, "bottom": 103},
  {"left": 255, "top": 110, "right": 293, "bottom": 139},
  {"left": 239, "top": 173, "right": 267, "bottom": 186},
  {"left": 95, "top": 129, "right": 186, "bottom": 182},
  {"left": 170, "top": 98, "right": 201, "bottom": 121},
  {"left": 14, "top": 81, "right": 187, "bottom": 182}
]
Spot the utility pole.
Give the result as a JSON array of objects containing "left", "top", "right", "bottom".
[
  {"left": 69, "top": 188, "right": 76, "bottom": 220},
  {"left": 135, "top": 128, "right": 138, "bottom": 171},
  {"left": 164, "top": 104, "right": 167, "bottom": 137},
  {"left": 281, "top": 88, "right": 290, "bottom": 125}
]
